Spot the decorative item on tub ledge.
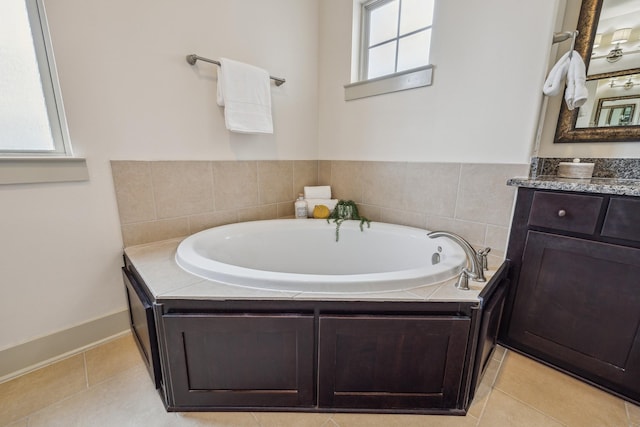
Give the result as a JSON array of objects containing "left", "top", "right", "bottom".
[{"left": 327, "top": 200, "right": 371, "bottom": 242}]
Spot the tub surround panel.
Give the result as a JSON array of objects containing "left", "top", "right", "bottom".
[
  {"left": 293, "top": 160, "right": 319, "bottom": 196},
  {"left": 188, "top": 210, "right": 238, "bottom": 235},
  {"left": 455, "top": 164, "right": 527, "bottom": 228},
  {"left": 213, "top": 161, "right": 260, "bottom": 211},
  {"left": 112, "top": 160, "right": 320, "bottom": 247},
  {"left": 361, "top": 162, "right": 407, "bottom": 208},
  {"left": 111, "top": 161, "right": 156, "bottom": 224},
  {"left": 112, "top": 160, "right": 526, "bottom": 256},
  {"left": 404, "top": 163, "right": 460, "bottom": 217},
  {"left": 258, "top": 161, "right": 294, "bottom": 205},
  {"left": 151, "top": 161, "right": 214, "bottom": 219},
  {"left": 121, "top": 218, "right": 191, "bottom": 248}
]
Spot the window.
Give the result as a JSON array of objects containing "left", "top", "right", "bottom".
[
  {"left": 0, "top": 0, "right": 87, "bottom": 185},
  {"left": 0, "top": 0, "right": 71, "bottom": 156},
  {"left": 360, "top": 0, "right": 434, "bottom": 80},
  {"left": 345, "top": 0, "right": 435, "bottom": 100}
]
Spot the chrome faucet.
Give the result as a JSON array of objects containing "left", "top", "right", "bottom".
[{"left": 427, "top": 231, "right": 489, "bottom": 290}]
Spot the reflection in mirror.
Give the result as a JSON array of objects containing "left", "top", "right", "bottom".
[
  {"left": 576, "top": 75, "right": 640, "bottom": 127},
  {"left": 555, "top": 0, "right": 640, "bottom": 143}
]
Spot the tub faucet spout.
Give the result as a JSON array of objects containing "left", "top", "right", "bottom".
[{"left": 427, "top": 231, "right": 487, "bottom": 284}]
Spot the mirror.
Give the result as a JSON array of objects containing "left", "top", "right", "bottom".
[{"left": 555, "top": 0, "right": 640, "bottom": 143}]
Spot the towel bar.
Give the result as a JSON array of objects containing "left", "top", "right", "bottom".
[
  {"left": 552, "top": 30, "right": 578, "bottom": 45},
  {"left": 186, "top": 54, "right": 286, "bottom": 86}
]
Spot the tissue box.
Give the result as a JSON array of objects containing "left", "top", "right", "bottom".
[{"left": 557, "top": 162, "right": 595, "bottom": 179}]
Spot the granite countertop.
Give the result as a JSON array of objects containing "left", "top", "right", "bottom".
[
  {"left": 507, "top": 176, "right": 640, "bottom": 197},
  {"left": 124, "top": 237, "right": 494, "bottom": 303}
]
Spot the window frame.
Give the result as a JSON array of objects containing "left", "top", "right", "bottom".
[
  {"left": 359, "top": 0, "right": 433, "bottom": 81},
  {"left": 1, "top": 0, "right": 73, "bottom": 157},
  {"left": 0, "top": 0, "right": 87, "bottom": 185},
  {"left": 345, "top": 0, "right": 434, "bottom": 100}
]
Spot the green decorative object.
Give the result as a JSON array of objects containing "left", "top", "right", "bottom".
[{"left": 327, "top": 200, "right": 371, "bottom": 241}]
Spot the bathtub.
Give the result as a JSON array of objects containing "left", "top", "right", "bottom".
[{"left": 175, "top": 219, "right": 467, "bottom": 293}]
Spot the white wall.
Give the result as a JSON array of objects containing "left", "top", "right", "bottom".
[
  {"left": 0, "top": 0, "right": 319, "bottom": 351},
  {"left": 537, "top": 0, "right": 640, "bottom": 158},
  {"left": 317, "top": 0, "right": 564, "bottom": 164}
]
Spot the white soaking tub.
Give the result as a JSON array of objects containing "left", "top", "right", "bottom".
[{"left": 175, "top": 219, "right": 466, "bottom": 293}]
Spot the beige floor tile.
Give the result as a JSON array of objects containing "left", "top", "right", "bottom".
[
  {"left": 331, "top": 413, "right": 477, "bottom": 427},
  {"left": 492, "top": 345, "right": 507, "bottom": 362},
  {"left": 628, "top": 401, "right": 640, "bottom": 425},
  {"left": 175, "top": 411, "right": 261, "bottom": 426},
  {"left": 84, "top": 333, "right": 141, "bottom": 386},
  {"left": 468, "top": 358, "right": 502, "bottom": 418},
  {"left": 478, "top": 389, "right": 565, "bottom": 427},
  {"left": 252, "top": 411, "right": 334, "bottom": 427},
  {"left": 4, "top": 419, "right": 27, "bottom": 427},
  {"left": 27, "top": 364, "right": 175, "bottom": 427},
  {"left": 0, "top": 354, "right": 86, "bottom": 426},
  {"left": 495, "top": 352, "right": 628, "bottom": 427}
]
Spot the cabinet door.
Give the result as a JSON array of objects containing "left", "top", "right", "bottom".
[
  {"left": 318, "top": 315, "right": 470, "bottom": 410},
  {"left": 508, "top": 231, "right": 640, "bottom": 400},
  {"left": 122, "top": 268, "right": 161, "bottom": 389},
  {"left": 470, "top": 284, "right": 507, "bottom": 399},
  {"left": 163, "top": 313, "right": 314, "bottom": 408}
]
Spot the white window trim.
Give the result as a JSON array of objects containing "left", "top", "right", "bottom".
[
  {"left": 1, "top": 0, "right": 88, "bottom": 184},
  {"left": 345, "top": 0, "right": 434, "bottom": 100},
  {"left": 345, "top": 65, "right": 433, "bottom": 100},
  {"left": 0, "top": 158, "right": 89, "bottom": 185}
]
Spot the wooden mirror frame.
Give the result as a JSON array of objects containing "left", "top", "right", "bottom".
[{"left": 555, "top": 0, "right": 640, "bottom": 143}]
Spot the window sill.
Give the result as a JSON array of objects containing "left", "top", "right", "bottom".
[
  {"left": 344, "top": 65, "right": 434, "bottom": 101},
  {"left": 0, "top": 157, "right": 89, "bottom": 185}
]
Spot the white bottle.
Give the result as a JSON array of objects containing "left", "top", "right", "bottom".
[{"left": 295, "top": 193, "right": 308, "bottom": 219}]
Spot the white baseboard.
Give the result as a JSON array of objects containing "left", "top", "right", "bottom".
[{"left": 0, "top": 310, "right": 129, "bottom": 383}]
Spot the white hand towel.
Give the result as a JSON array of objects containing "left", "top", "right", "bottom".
[
  {"left": 304, "top": 186, "right": 332, "bottom": 199},
  {"left": 543, "top": 50, "right": 571, "bottom": 96},
  {"left": 216, "top": 58, "right": 273, "bottom": 134},
  {"left": 564, "top": 51, "right": 588, "bottom": 110},
  {"left": 305, "top": 199, "right": 338, "bottom": 217}
]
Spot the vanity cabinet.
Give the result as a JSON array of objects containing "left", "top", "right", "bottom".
[{"left": 501, "top": 188, "right": 640, "bottom": 404}]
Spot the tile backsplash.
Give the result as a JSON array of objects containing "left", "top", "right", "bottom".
[
  {"left": 111, "top": 160, "right": 528, "bottom": 265},
  {"left": 530, "top": 157, "right": 640, "bottom": 179}
]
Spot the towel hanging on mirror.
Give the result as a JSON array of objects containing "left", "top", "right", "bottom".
[{"left": 543, "top": 50, "right": 588, "bottom": 110}]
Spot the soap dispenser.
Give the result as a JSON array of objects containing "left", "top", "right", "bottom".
[{"left": 295, "top": 193, "right": 308, "bottom": 219}]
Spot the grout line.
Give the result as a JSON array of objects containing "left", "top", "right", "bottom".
[
  {"left": 453, "top": 163, "right": 463, "bottom": 220},
  {"left": 249, "top": 412, "right": 261, "bottom": 426},
  {"left": 492, "top": 388, "right": 568, "bottom": 426},
  {"left": 474, "top": 352, "right": 507, "bottom": 425},
  {"left": 82, "top": 351, "right": 89, "bottom": 389},
  {"left": 19, "top": 363, "right": 144, "bottom": 425}
]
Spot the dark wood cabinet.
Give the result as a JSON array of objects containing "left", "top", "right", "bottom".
[
  {"left": 318, "top": 315, "right": 470, "bottom": 410},
  {"left": 162, "top": 313, "right": 315, "bottom": 408},
  {"left": 123, "top": 252, "right": 510, "bottom": 413},
  {"left": 122, "top": 267, "right": 161, "bottom": 389},
  {"left": 501, "top": 188, "right": 640, "bottom": 404},
  {"left": 469, "top": 275, "right": 507, "bottom": 399}
]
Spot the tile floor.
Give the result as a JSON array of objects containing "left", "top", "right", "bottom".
[{"left": 1, "top": 333, "right": 639, "bottom": 427}]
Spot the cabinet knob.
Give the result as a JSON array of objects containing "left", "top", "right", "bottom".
[{"left": 558, "top": 209, "right": 566, "bottom": 217}]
